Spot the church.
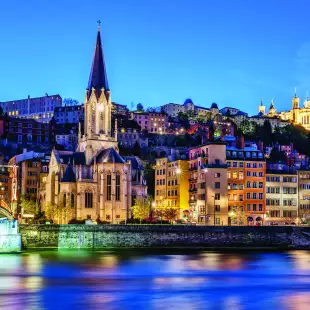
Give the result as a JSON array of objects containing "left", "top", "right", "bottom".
[
  {"left": 44, "top": 26, "right": 147, "bottom": 223},
  {"left": 258, "top": 90, "right": 310, "bottom": 131}
]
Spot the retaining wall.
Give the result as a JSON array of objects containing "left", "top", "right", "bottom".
[{"left": 19, "top": 225, "right": 310, "bottom": 249}]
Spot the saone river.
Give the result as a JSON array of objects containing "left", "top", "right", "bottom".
[{"left": 0, "top": 250, "right": 310, "bottom": 309}]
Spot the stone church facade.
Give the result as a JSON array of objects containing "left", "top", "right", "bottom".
[{"left": 44, "top": 27, "right": 147, "bottom": 223}]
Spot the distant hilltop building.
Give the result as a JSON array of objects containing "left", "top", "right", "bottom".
[
  {"left": 258, "top": 90, "right": 310, "bottom": 131},
  {"left": 162, "top": 99, "right": 221, "bottom": 119},
  {"left": 0, "top": 94, "right": 62, "bottom": 123}
]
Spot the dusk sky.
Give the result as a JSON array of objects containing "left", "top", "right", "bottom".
[{"left": 1, "top": 0, "right": 310, "bottom": 115}]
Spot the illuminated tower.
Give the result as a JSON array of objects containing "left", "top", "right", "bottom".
[
  {"left": 268, "top": 99, "right": 276, "bottom": 117},
  {"left": 77, "top": 23, "right": 118, "bottom": 162},
  {"left": 292, "top": 88, "right": 300, "bottom": 123},
  {"left": 258, "top": 97, "right": 265, "bottom": 114}
]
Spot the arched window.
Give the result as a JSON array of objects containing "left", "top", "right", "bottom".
[
  {"left": 63, "top": 193, "right": 67, "bottom": 207},
  {"left": 106, "top": 174, "right": 112, "bottom": 201},
  {"left": 116, "top": 173, "right": 121, "bottom": 201},
  {"left": 85, "top": 192, "right": 93, "bottom": 208},
  {"left": 71, "top": 193, "right": 75, "bottom": 208}
]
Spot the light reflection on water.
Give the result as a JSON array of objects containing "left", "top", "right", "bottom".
[{"left": 0, "top": 250, "right": 309, "bottom": 309}]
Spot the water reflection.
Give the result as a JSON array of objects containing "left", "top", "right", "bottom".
[{"left": 0, "top": 250, "right": 309, "bottom": 309}]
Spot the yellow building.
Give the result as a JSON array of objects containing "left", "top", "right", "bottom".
[
  {"left": 262, "top": 90, "right": 310, "bottom": 131},
  {"left": 154, "top": 158, "right": 189, "bottom": 218}
]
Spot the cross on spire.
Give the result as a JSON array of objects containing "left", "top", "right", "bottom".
[{"left": 97, "top": 20, "right": 101, "bottom": 30}]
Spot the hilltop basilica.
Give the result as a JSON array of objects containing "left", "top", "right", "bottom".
[
  {"left": 258, "top": 90, "right": 310, "bottom": 131},
  {"left": 44, "top": 27, "right": 147, "bottom": 223}
]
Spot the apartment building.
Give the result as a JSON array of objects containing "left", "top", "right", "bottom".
[
  {"left": 265, "top": 171, "right": 298, "bottom": 225},
  {"left": 226, "top": 138, "right": 266, "bottom": 226},
  {"left": 189, "top": 141, "right": 228, "bottom": 225},
  {"left": 0, "top": 94, "right": 62, "bottom": 123},
  {"left": 54, "top": 105, "right": 84, "bottom": 124},
  {"left": 154, "top": 158, "right": 189, "bottom": 218},
  {"left": 298, "top": 170, "right": 310, "bottom": 223}
]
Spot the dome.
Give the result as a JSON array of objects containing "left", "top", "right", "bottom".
[
  {"left": 211, "top": 102, "right": 218, "bottom": 109},
  {"left": 184, "top": 98, "right": 193, "bottom": 105}
]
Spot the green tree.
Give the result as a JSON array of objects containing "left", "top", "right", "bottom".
[
  {"left": 19, "top": 195, "right": 37, "bottom": 216},
  {"left": 0, "top": 106, "right": 4, "bottom": 116},
  {"left": 132, "top": 196, "right": 151, "bottom": 223},
  {"left": 136, "top": 103, "right": 144, "bottom": 112}
]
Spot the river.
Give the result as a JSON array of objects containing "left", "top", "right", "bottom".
[{"left": 0, "top": 250, "right": 309, "bottom": 309}]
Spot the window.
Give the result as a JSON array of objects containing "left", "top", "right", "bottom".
[
  {"left": 215, "top": 182, "right": 220, "bottom": 189},
  {"left": 107, "top": 174, "right": 112, "bottom": 201},
  {"left": 259, "top": 204, "right": 263, "bottom": 211},
  {"left": 233, "top": 162, "right": 237, "bottom": 167},
  {"left": 247, "top": 204, "right": 251, "bottom": 211},
  {"left": 215, "top": 193, "right": 220, "bottom": 200},
  {"left": 63, "top": 193, "right": 67, "bottom": 207},
  {"left": 259, "top": 193, "right": 263, "bottom": 199},
  {"left": 246, "top": 193, "right": 251, "bottom": 199},
  {"left": 215, "top": 205, "right": 220, "bottom": 212},
  {"left": 116, "top": 174, "right": 121, "bottom": 201},
  {"left": 71, "top": 193, "right": 75, "bottom": 208},
  {"left": 253, "top": 204, "right": 257, "bottom": 211},
  {"left": 239, "top": 162, "right": 244, "bottom": 168},
  {"left": 85, "top": 192, "right": 93, "bottom": 208},
  {"left": 214, "top": 173, "right": 221, "bottom": 178},
  {"left": 246, "top": 171, "right": 251, "bottom": 176},
  {"left": 215, "top": 218, "right": 220, "bottom": 225},
  {"left": 253, "top": 193, "right": 257, "bottom": 199}
]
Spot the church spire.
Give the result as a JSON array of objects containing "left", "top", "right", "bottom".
[{"left": 87, "top": 22, "right": 109, "bottom": 96}]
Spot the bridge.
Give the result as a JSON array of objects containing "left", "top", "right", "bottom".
[{"left": 0, "top": 200, "right": 13, "bottom": 219}]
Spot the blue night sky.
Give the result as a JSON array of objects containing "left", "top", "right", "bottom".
[{"left": 1, "top": 0, "right": 310, "bottom": 115}]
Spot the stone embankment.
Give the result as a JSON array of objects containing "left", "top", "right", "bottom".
[{"left": 19, "top": 225, "right": 310, "bottom": 250}]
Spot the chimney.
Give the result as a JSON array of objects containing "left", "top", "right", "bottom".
[
  {"left": 236, "top": 136, "right": 244, "bottom": 150},
  {"left": 258, "top": 140, "right": 264, "bottom": 152}
]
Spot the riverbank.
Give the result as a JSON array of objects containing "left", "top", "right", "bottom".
[{"left": 19, "top": 224, "right": 310, "bottom": 250}]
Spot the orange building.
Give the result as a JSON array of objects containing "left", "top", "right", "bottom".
[{"left": 226, "top": 138, "right": 266, "bottom": 225}]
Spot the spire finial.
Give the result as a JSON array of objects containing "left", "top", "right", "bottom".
[
  {"left": 260, "top": 96, "right": 263, "bottom": 106},
  {"left": 306, "top": 91, "right": 308, "bottom": 101},
  {"left": 295, "top": 87, "right": 297, "bottom": 98},
  {"left": 97, "top": 20, "right": 101, "bottom": 31}
]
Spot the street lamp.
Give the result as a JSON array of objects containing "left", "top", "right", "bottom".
[{"left": 176, "top": 167, "right": 181, "bottom": 175}]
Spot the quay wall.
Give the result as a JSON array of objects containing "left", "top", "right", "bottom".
[{"left": 19, "top": 225, "right": 310, "bottom": 249}]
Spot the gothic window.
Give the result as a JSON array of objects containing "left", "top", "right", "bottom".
[
  {"left": 63, "top": 193, "right": 67, "bottom": 207},
  {"left": 106, "top": 174, "right": 112, "bottom": 201},
  {"left": 91, "top": 105, "right": 96, "bottom": 132},
  {"left": 85, "top": 192, "right": 93, "bottom": 208},
  {"left": 71, "top": 193, "right": 75, "bottom": 208},
  {"left": 116, "top": 173, "right": 121, "bottom": 201}
]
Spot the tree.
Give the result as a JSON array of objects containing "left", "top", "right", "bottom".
[
  {"left": 136, "top": 103, "right": 144, "bottom": 112},
  {"left": 132, "top": 140, "right": 141, "bottom": 157},
  {"left": 0, "top": 106, "right": 3, "bottom": 116},
  {"left": 163, "top": 208, "right": 178, "bottom": 223},
  {"left": 132, "top": 196, "right": 151, "bottom": 223},
  {"left": 239, "top": 119, "right": 251, "bottom": 134},
  {"left": 269, "top": 147, "right": 286, "bottom": 163},
  {"left": 43, "top": 202, "right": 61, "bottom": 223},
  {"left": 229, "top": 206, "right": 245, "bottom": 226},
  {"left": 19, "top": 195, "right": 37, "bottom": 216},
  {"left": 63, "top": 98, "right": 80, "bottom": 106}
]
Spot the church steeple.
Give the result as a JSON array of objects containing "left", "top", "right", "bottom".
[
  {"left": 87, "top": 21, "right": 109, "bottom": 97},
  {"left": 77, "top": 24, "right": 117, "bottom": 163}
]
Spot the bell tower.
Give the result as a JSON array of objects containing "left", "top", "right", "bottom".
[
  {"left": 292, "top": 87, "right": 300, "bottom": 124},
  {"left": 258, "top": 97, "right": 265, "bottom": 114},
  {"left": 77, "top": 23, "right": 118, "bottom": 163}
]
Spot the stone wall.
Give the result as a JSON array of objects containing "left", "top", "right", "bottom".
[{"left": 19, "top": 224, "right": 310, "bottom": 250}]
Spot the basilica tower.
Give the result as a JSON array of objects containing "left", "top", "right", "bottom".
[{"left": 77, "top": 25, "right": 118, "bottom": 162}]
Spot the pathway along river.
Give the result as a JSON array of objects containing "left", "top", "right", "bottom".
[{"left": 0, "top": 250, "right": 310, "bottom": 309}]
